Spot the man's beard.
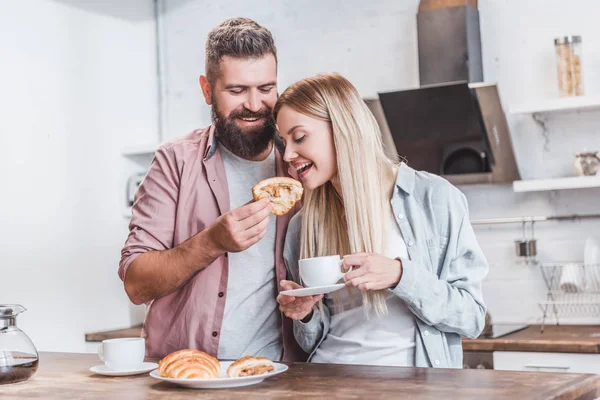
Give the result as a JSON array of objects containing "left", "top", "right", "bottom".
[{"left": 212, "top": 100, "right": 276, "bottom": 159}]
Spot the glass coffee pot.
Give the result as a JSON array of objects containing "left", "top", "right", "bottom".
[{"left": 0, "top": 305, "right": 39, "bottom": 385}]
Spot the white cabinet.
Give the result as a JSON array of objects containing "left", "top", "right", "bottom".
[{"left": 494, "top": 351, "right": 600, "bottom": 374}]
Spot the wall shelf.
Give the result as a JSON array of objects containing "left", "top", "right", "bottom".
[
  {"left": 513, "top": 175, "right": 600, "bottom": 193},
  {"left": 122, "top": 144, "right": 158, "bottom": 157},
  {"left": 509, "top": 96, "right": 600, "bottom": 115}
]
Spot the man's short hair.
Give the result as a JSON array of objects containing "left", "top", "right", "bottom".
[{"left": 205, "top": 17, "right": 277, "bottom": 85}]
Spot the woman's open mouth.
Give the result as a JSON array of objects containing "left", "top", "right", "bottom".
[{"left": 295, "top": 162, "right": 313, "bottom": 179}]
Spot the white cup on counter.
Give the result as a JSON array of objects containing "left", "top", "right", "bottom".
[
  {"left": 97, "top": 338, "right": 145, "bottom": 371},
  {"left": 299, "top": 255, "right": 352, "bottom": 287}
]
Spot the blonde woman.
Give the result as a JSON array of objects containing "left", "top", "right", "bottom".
[{"left": 274, "top": 73, "right": 488, "bottom": 368}]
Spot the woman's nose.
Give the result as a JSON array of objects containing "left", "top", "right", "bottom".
[{"left": 283, "top": 145, "right": 296, "bottom": 163}]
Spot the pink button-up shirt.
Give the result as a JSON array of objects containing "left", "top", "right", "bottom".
[{"left": 119, "top": 126, "right": 305, "bottom": 361}]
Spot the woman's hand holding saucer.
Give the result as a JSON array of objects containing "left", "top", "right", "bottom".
[{"left": 277, "top": 280, "right": 323, "bottom": 321}]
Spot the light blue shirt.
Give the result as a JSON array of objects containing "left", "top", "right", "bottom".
[{"left": 284, "top": 163, "right": 489, "bottom": 368}]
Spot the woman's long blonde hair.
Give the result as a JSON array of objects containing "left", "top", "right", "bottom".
[{"left": 274, "top": 73, "right": 399, "bottom": 316}]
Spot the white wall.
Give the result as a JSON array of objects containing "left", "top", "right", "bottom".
[
  {"left": 0, "top": 0, "right": 158, "bottom": 352},
  {"left": 159, "top": 0, "right": 600, "bottom": 325},
  {"left": 157, "top": 0, "right": 421, "bottom": 139}
]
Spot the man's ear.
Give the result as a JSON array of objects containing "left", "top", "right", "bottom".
[{"left": 199, "top": 75, "right": 212, "bottom": 105}]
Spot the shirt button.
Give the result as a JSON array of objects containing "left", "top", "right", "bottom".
[
  {"left": 408, "top": 240, "right": 414, "bottom": 247},
  {"left": 435, "top": 360, "right": 440, "bottom": 366},
  {"left": 424, "top": 330, "right": 429, "bottom": 336},
  {"left": 397, "top": 213, "right": 404, "bottom": 220},
  {"left": 218, "top": 292, "right": 224, "bottom": 298},
  {"left": 212, "top": 331, "right": 218, "bottom": 337}
]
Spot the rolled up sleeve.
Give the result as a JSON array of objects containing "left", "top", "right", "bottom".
[{"left": 118, "top": 146, "right": 180, "bottom": 282}]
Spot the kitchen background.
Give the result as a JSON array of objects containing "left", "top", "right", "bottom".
[{"left": 2, "top": 0, "right": 599, "bottom": 353}]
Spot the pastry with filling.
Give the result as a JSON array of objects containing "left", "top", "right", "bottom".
[
  {"left": 226, "top": 355, "right": 275, "bottom": 377},
  {"left": 251, "top": 177, "right": 303, "bottom": 216}
]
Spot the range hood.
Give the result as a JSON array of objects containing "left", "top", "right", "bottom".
[
  {"left": 368, "top": 0, "right": 520, "bottom": 185},
  {"left": 375, "top": 81, "right": 520, "bottom": 185}
]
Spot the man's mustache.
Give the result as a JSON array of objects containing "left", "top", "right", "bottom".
[{"left": 229, "top": 107, "right": 272, "bottom": 120}]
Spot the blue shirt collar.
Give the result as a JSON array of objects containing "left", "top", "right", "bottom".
[{"left": 395, "top": 162, "right": 416, "bottom": 195}]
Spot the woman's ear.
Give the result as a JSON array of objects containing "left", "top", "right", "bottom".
[{"left": 199, "top": 75, "right": 212, "bottom": 105}]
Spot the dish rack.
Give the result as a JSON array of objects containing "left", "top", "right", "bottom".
[{"left": 538, "top": 262, "right": 600, "bottom": 332}]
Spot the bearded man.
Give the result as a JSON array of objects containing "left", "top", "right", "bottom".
[{"left": 119, "top": 17, "right": 305, "bottom": 362}]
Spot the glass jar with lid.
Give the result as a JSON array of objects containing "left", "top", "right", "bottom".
[
  {"left": 554, "top": 35, "right": 584, "bottom": 97},
  {"left": 0, "top": 305, "right": 39, "bottom": 385}
]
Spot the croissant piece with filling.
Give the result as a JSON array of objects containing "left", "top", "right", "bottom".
[
  {"left": 252, "top": 177, "right": 303, "bottom": 216},
  {"left": 227, "top": 355, "right": 275, "bottom": 377}
]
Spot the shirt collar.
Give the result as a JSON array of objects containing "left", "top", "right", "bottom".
[
  {"left": 395, "top": 162, "right": 416, "bottom": 195},
  {"left": 203, "top": 125, "right": 218, "bottom": 160}
]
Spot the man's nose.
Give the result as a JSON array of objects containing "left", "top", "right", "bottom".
[{"left": 244, "top": 90, "right": 261, "bottom": 113}]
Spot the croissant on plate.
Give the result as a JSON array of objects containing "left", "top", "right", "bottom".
[
  {"left": 226, "top": 355, "right": 275, "bottom": 377},
  {"left": 157, "top": 349, "right": 220, "bottom": 379}
]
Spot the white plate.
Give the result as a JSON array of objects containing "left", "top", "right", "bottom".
[
  {"left": 280, "top": 283, "right": 345, "bottom": 297},
  {"left": 90, "top": 362, "right": 158, "bottom": 376},
  {"left": 149, "top": 361, "right": 288, "bottom": 389}
]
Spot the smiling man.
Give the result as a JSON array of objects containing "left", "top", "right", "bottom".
[{"left": 119, "top": 18, "right": 304, "bottom": 362}]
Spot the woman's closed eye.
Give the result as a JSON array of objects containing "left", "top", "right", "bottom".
[{"left": 294, "top": 135, "right": 306, "bottom": 144}]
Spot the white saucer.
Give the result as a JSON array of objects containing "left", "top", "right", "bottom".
[
  {"left": 149, "top": 361, "right": 288, "bottom": 389},
  {"left": 280, "top": 283, "right": 345, "bottom": 297},
  {"left": 90, "top": 362, "right": 158, "bottom": 376}
]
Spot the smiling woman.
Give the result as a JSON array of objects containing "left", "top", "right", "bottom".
[
  {"left": 274, "top": 73, "right": 489, "bottom": 369},
  {"left": 274, "top": 73, "right": 398, "bottom": 316}
]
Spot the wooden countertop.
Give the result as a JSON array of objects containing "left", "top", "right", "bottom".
[
  {"left": 87, "top": 324, "right": 600, "bottom": 354},
  {"left": 3, "top": 352, "right": 600, "bottom": 399},
  {"left": 463, "top": 325, "right": 600, "bottom": 354}
]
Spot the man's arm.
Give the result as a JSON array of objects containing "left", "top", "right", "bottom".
[
  {"left": 124, "top": 198, "right": 272, "bottom": 305},
  {"left": 119, "top": 145, "right": 272, "bottom": 305},
  {"left": 124, "top": 227, "right": 220, "bottom": 305}
]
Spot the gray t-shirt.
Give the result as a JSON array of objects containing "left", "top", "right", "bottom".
[{"left": 217, "top": 144, "right": 282, "bottom": 361}]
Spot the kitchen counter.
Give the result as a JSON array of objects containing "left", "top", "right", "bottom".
[
  {"left": 88, "top": 324, "right": 600, "bottom": 354},
  {"left": 463, "top": 325, "right": 600, "bottom": 354},
  {"left": 3, "top": 352, "right": 600, "bottom": 399}
]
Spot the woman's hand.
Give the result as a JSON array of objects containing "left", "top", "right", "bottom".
[
  {"left": 342, "top": 253, "right": 403, "bottom": 291},
  {"left": 277, "top": 280, "right": 323, "bottom": 321}
]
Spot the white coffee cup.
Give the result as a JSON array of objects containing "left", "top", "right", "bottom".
[
  {"left": 97, "top": 338, "right": 145, "bottom": 371},
  {"left": 299, "top": 255, "right": 352, "bottom": 287}
]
